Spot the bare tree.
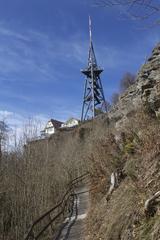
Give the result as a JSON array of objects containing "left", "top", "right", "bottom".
[
  {"left": 0, "top": 121, "right": 9, "bottom": 164},
  {"left": 111, "top": 93, "right": 119, "bottom": 105},
  {"left": 120, "top": 72, "right": 136, "bottom": 92},
  {"left": 103, "top": 101, "right": 111, "bottom": 112},
  {"left": 94, "top": 0, "right": 160, "bottom": 25}
]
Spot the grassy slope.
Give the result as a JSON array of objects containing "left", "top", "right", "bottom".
[
  {"left": 1, "top": 106, "right": 160, "bottom": 239},
  {"left": 85, "top": 110, "right": 160, "bottom": 240}
]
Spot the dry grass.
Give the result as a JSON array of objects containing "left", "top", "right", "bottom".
[
  {"left": 0, "top": 124, "right": 91, "bottom": 239},
  {"left": 1, "top": 108, "right": 160, "bottom": 239},
  {"left": 86, "top": 109, "right": 160, "bottom": 240}
]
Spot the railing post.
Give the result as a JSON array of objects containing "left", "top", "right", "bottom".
[
  {"left": 24, "top": 228, "right": 35, "bottom": 240},
  {"left": 29, "top": 229, "right": 35, "bottom": 240}
]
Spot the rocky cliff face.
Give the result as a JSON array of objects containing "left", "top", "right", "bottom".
[
  {"left": 108, "top": 43, "right": 160, "bottom": 128},
  {"left": 85, "top": 43, "right": 160, "bottom": 240},
  {"left": 139, "top": 43, "right": 160, "bottom": 112}
]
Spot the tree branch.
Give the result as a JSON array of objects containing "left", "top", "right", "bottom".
[{"left": 144, "top": 191, "right": 160, "bottom": 217}]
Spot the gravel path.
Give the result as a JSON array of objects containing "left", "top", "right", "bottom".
[{"left": 54, "top": 186, "right": 89, "bottom": 240}]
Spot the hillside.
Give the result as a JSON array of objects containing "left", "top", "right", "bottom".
[
  {"left": 1, "top": 43, "right": 160, "bottom": 240},
  {"left": 85, "top": 42, "right": 160, "bottom": 240},
  {"left": 27, "top": 42, "right": 160, "bottom": 239}
]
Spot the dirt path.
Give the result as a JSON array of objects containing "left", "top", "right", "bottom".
[{"left": 54, "top": 185, "right": 89, "bottom": 240}]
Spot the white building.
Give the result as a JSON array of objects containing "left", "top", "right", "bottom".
[
  {"left": 61, "top": 118, "right": 79, "bottom": 128},
  {"left": 41, "top": 119, "right": 63, "bottom": 136}
]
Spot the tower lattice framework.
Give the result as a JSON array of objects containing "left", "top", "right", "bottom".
[{"left": 81, "top": 17, "right": 107, "bottom": 121}]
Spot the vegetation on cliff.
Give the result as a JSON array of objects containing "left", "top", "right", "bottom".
[{"left": 86, "top": 109, "right": 160, "bottom": 240}]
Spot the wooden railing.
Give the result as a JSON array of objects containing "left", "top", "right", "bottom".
[{"left": 24, "top": 172, "right": 89, "bottom": 240}]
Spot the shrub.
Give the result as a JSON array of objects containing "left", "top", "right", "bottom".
[{"left": 124, "top": 142, "right": 135, "bottom": 154}]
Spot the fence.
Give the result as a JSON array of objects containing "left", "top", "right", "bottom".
[{"left": 24, "top": 172, "right": 89, "bottom": 240}]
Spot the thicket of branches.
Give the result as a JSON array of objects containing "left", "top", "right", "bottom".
[
  {"left": 0, "top": 120, "right": 87, "bottom": 240},
  {"left": 111, "top": 72, "right": 136, "bottom": 105},
  {"left": 95, "top": 0, "right": 160, "bottom": 25},
  {"left": 87, "top": 108, "right": 160, "bottom": 239},
  {"left": 0, "top": 121, "right": 9, "bottom": 164}
]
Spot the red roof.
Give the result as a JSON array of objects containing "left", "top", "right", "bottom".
[{"left": 50, "top": 119, "right": 63, "bottom": 129}]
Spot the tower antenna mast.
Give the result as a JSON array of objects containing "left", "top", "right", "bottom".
[
  {"left": 81, "top": 17, "right": 107, "bottom": 121},
  {"left": 89, "top": 15, "right": 92, "bottom": 45}
]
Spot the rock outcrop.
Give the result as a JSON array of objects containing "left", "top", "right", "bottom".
[{"left": 108, "top": 43, "right": 160, "bottom": 127}]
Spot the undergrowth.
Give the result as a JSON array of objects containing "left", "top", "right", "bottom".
[{"left": 86, "top": 109, "right": 160, "bottom": 240}]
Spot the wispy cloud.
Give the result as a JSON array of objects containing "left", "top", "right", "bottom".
[
  {"left": 0, "top": 23, "right": 31, "bottom": 42},
  {"left": 0, "top": 20, "right": 159, "bottom": 127},
  {"left": 0, "top": 21, "right": 157, "bottom": 81},
  {"left": 0, "top": 23, "right": 87, "bottom": 83}
]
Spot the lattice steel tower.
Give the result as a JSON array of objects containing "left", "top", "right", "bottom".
[{"left": 81, "top": 17, "right": 107, "bottom": 121}]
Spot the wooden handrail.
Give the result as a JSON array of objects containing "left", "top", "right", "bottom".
[{"left": 24, "top": 172, "right": 89, "bottom": 240}]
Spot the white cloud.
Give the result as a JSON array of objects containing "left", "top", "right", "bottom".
[
  {"left": 0, "top": 19, "right": 159, "bottom": 77},
  {"left": 0, "top": 110, "right": 13, "bottom": 119},
  {"left": 0, "top": 23, "right": 87, "bottom": 86},
  {"left": 0, "top": 21, "right": 148, "bottom": 82},
  {"left": 0, "top": 23, "right": 31, "bottom": 42}
]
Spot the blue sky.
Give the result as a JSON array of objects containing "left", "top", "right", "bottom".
[{"left": 0, "top": 0, "right": 159, "bottom": 132}]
